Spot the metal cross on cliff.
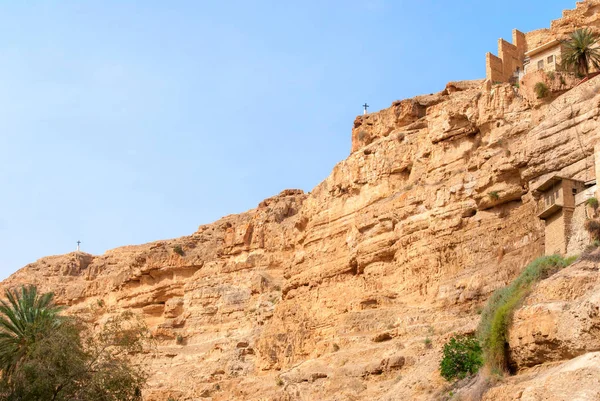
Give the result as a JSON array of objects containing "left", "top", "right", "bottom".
[
  {"left": 77, "top": 240, "right": 81, "bottom": 252},
  {"left": 363, "top": 103, "right": 369, "bottom": 115}
]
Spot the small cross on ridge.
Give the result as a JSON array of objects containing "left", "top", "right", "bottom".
[{"left": 363, "top": 103, "right": 369, "bottom": 115}]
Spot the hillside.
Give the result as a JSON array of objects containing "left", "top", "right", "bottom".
[{"left": 5, "top": 1, "right": 600, "bottom": 400}]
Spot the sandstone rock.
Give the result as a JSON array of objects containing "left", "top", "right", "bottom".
[
  {"left": 6, "top": 4, "right": 600, "bottom": 400},
  {"left": 483, "top": 352, "right": 600, "bottom": 401},
  {"left": 508, "top": 253, "right": 600, "bottom": 371}
]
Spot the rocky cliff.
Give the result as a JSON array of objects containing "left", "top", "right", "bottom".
[{"left": 5, "top": 2, "right": 600, "bottom": 400}]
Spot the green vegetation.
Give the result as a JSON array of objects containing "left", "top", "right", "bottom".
[
  {"left": 546, "top": 71, "right": 555, "bottom": 81},
  {"left": 477, "top": 255, "right": 574, "bottom": 372},
  {"left": 534, "top": 82, "right": 549, "bottom": 98},
  {"left": 0, "top": 286, "right": 64, "bottom": 375},
  {"left": 488, "top": 191, "right": 500, "bottom": 201},
  {"left": 276, "top": 377, "right": 284, "bottom": 386},
  {"left": 0, "top": 285, "right": 149, "bottom": 400},
  {"left": 587, "top": 197, "right": 599, "bottom": 210},
  {"left": 176, "top": 334, "right": 184, "bottom": 345},
  {"left": 173, "top": 245, "right": 185, "bottom": 256},
  {"left": 439, "top": 334, "right": 483, "bottom": 381},
  {"left": 332, "top": 343, "right": 340, "bottom": 352},
  {"left": 561, "top": 28, "right": 600, "bottom": 77},
  {"left": 585, "top": 239, "right": 600, "bottom": 254},
  {"left": 564, "top": 255, "right": 579, "bottom": 265},
  {"left": 424, "top": 337, "right": 432, "bottom": 349},
  {"left": 559, "top": 75, "right": 567, "bottom": 86}
]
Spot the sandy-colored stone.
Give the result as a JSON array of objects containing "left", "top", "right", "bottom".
[{"left": 6, "top": 3, "right": 600, "bottom": 400}]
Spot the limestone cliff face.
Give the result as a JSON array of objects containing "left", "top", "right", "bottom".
[{"left": 6, "top": 2, "right": 600, "bottom": 400}]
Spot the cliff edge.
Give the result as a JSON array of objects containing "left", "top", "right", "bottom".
[{"left": 5, "top": 2, "right": 600, "bottom": 400}]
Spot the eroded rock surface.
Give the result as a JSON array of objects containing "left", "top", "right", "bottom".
[{"left": 6, "top": 2, "right": 600, "bottom": 400}]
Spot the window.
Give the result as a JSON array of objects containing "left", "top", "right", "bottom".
[
  {"left": 538, "top": 60, "right": 544, "bottom": 70},
  {"left": 547, "top": 55, "right": 554, "bottom": 64},
  {"left": 572, "top": 188, "right": 578, "bottom": 196}
]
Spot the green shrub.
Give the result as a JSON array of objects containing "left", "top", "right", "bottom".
[
  {"left": 546, "top": 71, "right": 555, "bottom": 81},
  {"left": 488, "top": 191, "right": 500, "bottom": 201},
  {"left": 424, "top": 337, "right": 432, "bottom": 349},
  {"left": 534, "top": 82, "right": 549, "bottom": 98},
  {"left": 584, "top": 239, "right": 600, "bottom": 255},
  {"left": 0, "top": 287, "right": 149, "bottom": 400},
  {"left": 559, "top": 75, "right": 567, "bottom": 86},
  {"left": 587, "top": 197, "right": 599, "bottom": 210},
  {"left": 439, "top": 334, "right": 483, "bottom": 381},
  {"left": 478, "top": 255, "right": 573, "bottom": 371},
  {"left": 176, "top": 334, "right": 184, "bottom": 345},
  {"left": 173, "top": 245, "right": 185, "bottom": 256},
  {"left": 564, "top": 255, "right": 579, "bottom": 265}
]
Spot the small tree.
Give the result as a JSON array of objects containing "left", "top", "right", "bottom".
[
  {"left": 562, "top": 28, "right": 600, "bottom": 77},
  {"left": 0, "top": 286, "right": 150, "bottom": 400},
  {"left": 534, "top": 82, "right": 549, "bottom": 99},
  {"left": 440, "top": 334, "right": 483, "bottom": 381},
  {"left": 0, "top": 286, "right": 64, "bottom": 375},
  {"left": 173, "top": 245, "right": 185, "bottom": 256}
]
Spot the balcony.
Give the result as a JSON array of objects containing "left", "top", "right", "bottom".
[
  {"left": 535, "top": 176, "right": 564, "bottom": 220},
  {"left": 538, "top": 201, "right": 563, "bottom": 219}
]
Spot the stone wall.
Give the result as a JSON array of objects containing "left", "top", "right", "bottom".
[
  {"left": 485, "top": 0, "right": 600, "bottom": 83},
  {"left": 545, "top": 211, "right": 566, "bottom": 255},
  {"left": 485, "top": 30, "right": 526, "bottom": 82},
  {"left": 486, "top": 53, "right": 504, "bottom": 83},
  {"left": 499, "top": 39, "right": 524, "bottom": 82},
  {"left": 567, "top": 200, "right": 593, "bottom": 255},
  {"left": 525, "top": 44, "right": 564, "bottom": 75}
]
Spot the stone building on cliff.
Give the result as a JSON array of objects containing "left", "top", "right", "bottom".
[
  {"left": 535, "top": 176, "right": 588, "bottom": 255},
  {"left": 485, "top": 0, "right": 600, "bottom": 82}
]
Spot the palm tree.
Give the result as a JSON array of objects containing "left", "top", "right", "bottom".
[
  {"left": 562, "top": 28, "right": 600, "bottom": 77},
  {"left": 0, "top": 285, "right": 63, "bottom": 374}
]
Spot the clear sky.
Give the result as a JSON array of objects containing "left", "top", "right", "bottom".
[{"left": 0, "top": 0, "right": 571, "bottom": 279}]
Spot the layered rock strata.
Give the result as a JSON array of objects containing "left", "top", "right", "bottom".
[{"left": 5, "top": 2, "right": 600, "bottom": 400}]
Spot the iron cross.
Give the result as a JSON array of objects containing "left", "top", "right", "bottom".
[
  {"left": 77, "top": 240, "right": 81, "bottom": 251},
  {"left": 363, "top": 103, "right": 369, "bottom": 115}
]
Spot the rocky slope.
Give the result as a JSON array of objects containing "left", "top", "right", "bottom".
[{"left": 5, "top": 2, "right": 600, "bottom": 400}]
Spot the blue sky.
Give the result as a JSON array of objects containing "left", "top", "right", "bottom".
[{"left": 0, "top": 0, "right": 570, "bottom": 278}]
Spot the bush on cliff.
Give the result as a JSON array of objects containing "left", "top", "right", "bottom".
[
  {"left": 477, "top": 255, "right": 573, "bottom": 372},
  {"left": 0, "top": 285, "right": 149, "bottom": 401},
  {"left": 584, "top": 219, "right": 600, "bottom": 241},
  {"left": 534, "top": 82, "right": 549, "bottom": 98},
  {"left": 440, "top": 334, "right": 483, "bottom": 381}
]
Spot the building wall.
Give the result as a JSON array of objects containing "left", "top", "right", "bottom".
[
  {"left": 524, "top": 45, "right": 564, "bottom": 74},
  {"left": 567, "top": 185, "right": 597, "bottom": 255},
  {"left": 486, "top": 53, "right": 504, "bottom": 83},
  {"left": 485, "top": 29, "right": 526, "bottom": 82},
  {"left": 513, "top": 29, "right": 527, "bottom": 57},
  {"left": 498, "top": 39, "right": 524, "bottom": 82},
  {"left": 545, "top": 211, "right": 566, "bottom": 255}
]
